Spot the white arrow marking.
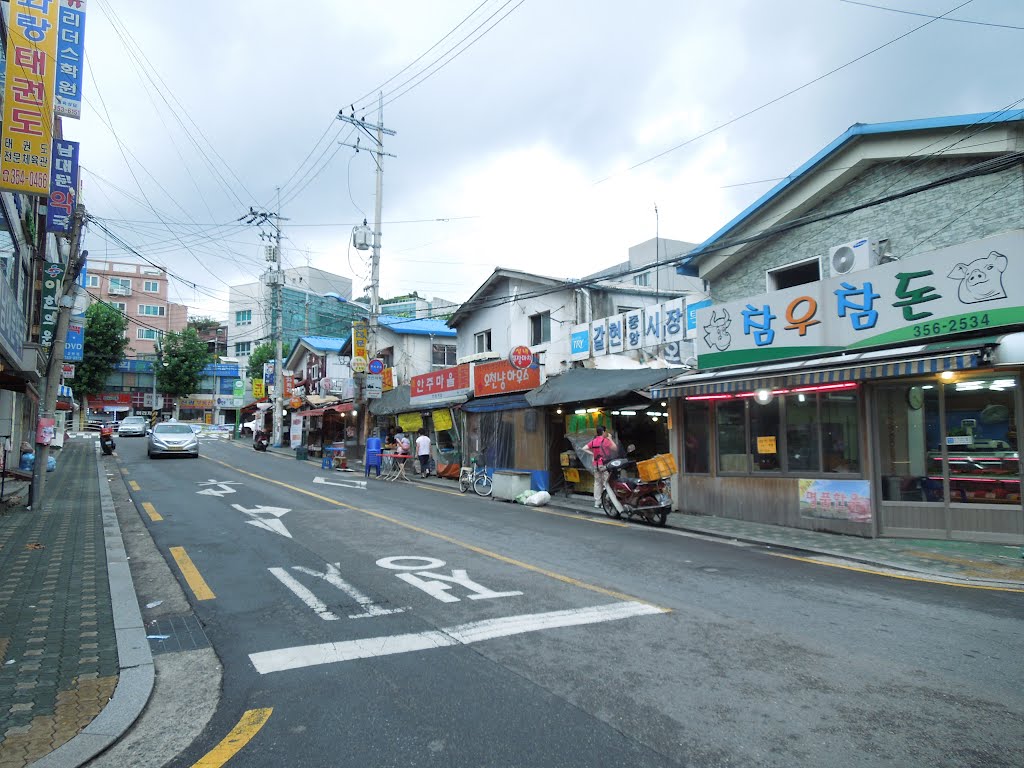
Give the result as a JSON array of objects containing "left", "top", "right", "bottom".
[
  {"left": 313, "top": 476, "right": 367, "bottom": 490},
  {"left": 197, "top": 479, "right": 242, "bottom": 497},
  {"left": 231, "top": 504, "right": 291, "bottom": 518},
  {"left": 246, "top": 518, "right": 292, "bottom": 538}
]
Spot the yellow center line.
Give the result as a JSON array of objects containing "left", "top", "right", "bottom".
[
  {"left": 128, "top": 480, "right": 140, "bottom": 491},
  {"left": 142, "top": 502, "right": 162, "bottom": 522},
  {"left": 768, "top": 552, "right": 1024, "bottom": 593},
  {"left": 191, "top": 708, "right": 272, "bottom": 767},
  {"left": 208, "top": 456, "right": 665, "bottom": 609},
  {"left": 170, "top": 546, "right": 216, "bottom": 600}
]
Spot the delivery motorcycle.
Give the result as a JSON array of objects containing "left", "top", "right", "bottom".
[
  {"left": 253, "top": 429, "right": 270, "bottom": 452},
  {"left": 99, "top": 425, "right": 116, "bottom": 456},
  {"left": 600, "top": 457, "right": 671, "bottom": 526}
]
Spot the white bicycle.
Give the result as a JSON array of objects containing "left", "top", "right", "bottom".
[{"left": 458, "top": 458, "right": 492, "bottom": 497}]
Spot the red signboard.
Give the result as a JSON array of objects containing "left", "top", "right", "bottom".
[
  {"left": 410, "top": 364, "right": 472, "bottom": 404},
  {"left": 473, "top": 359, "right": 540, "bottom": 397},
  {"left": 87, "top": 393, "right": 131, "bottom": 409},
  {"left": 508, "top": 345, "right": 533, "bottom": 369}
]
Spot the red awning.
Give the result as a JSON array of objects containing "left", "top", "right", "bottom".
[
  {"left": 300, "top": 403, "right": 354, "bottom": 419},
  {"left": 302, "top": 408, "right": 326, "bottom": 418}
]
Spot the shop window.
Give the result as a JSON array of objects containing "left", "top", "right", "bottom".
[
  {"left": 785, "top": 393, "right": 819, "bottom": 472},
  {"left": 878, "top": 385, "right": 942, "bottom": 502},
  {"left": 942, "top": 377, "right": 1018, "bottom": 505},
  {"left": 821, "top": 391, "right": 860, "bottom": 473},
  {"left": 716, "top": 400, "right": 747, "bottom": 473},
  {"left": 750, "top": 398, "right": 780, "bottom": 472},
  {"left": 682, "top": 401, "right": 710, "bottom": 473},
  {"left": 474, "top": 330, "right": 492, "bottom": 354},
  {"left": 529, "top": 312, "right": 551, "bottom": 345}
]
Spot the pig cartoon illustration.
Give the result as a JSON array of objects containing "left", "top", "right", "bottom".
[
  {"left": 947, "top": 251, "right": 1008, "bottom": 304},
  {"left": 703, "top": 309, "right": 732, "bottom": 351}
]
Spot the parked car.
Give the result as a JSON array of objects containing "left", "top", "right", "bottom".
[
  {"left": 147, "top": 423, "right": 200, "bottom": 459},
  {"left": 118, "top": 416, "right": 149, "bottom": 437}
]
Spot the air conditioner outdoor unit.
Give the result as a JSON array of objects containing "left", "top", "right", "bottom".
[{"left": 829, "top": 238, "right": 879, "bottom": 276}]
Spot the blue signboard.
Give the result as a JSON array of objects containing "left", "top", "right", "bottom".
[
  {"left": 686, "top": 299, "right": 712, "bottom": 332},
  {"left": 201, "top": 363, "right": 240, "bottom": 377},
  {"left": 54, "top": 0, "right": 87, "bottom": 120},
  {"left": 46, "top": 139, "right": 80, "bottom": 233},
  {"left": 64, "top": 317, "right": 85, "bottom": 362}
]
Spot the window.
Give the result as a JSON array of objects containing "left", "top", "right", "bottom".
[
  {"left": 749, "top": 398, "right": 781, "bottom": 472},
  {"left": 821, "top": 391, "right": 860, "bottom": 473},
  {"left": 767, "top": 257, "right": 820, "bottom": 291},
  {"left": 474, "top": 330, "right": 491, "bottom": 354},
  {"left": 137, "top": 329, "right": 164, "bottom": 341},
  {"left": 431, "top": 343, "right": 457, "bottom": 368},
  {"left": 716, "top": 400, "right": 748, "bottom": 473},
  {"left": 235, "top": 341, "right": 251, "bottom": 356},
  {"left": 106, "top": 301, "right": 126, "bottom": 313},
  {"left": 87, "top": 275, "right": 99, "bottom": 288},
  {"left": 682, "top": 401, "right": 710, "bottom": 473},
  {"left": 785, "top": 393, "right": 819, "bottom": 471},
  {"left": 529, "top": 312, "right": 551, "bottom": 345},
  {"left": 109, "top": 277, "right": 131, "bottom": 295},
  {"left": 633, "top": 272, "right": 650, "bottom": 287},
  {"left": 143, "top": 280, "right": 159, "bottom": 293},
  {"left": 617, "top": 305, "right": 639, "bottom": 315},
  {"left": 235, "top": 309, "right": 252, "bottom": 326},
  {"left": 138, "top": 304, "right": 166, "bottom": 316}
]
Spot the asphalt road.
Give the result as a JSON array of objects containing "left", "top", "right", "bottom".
[{"left": 113, "top": 435, "right": 1024, "bottom": 768}]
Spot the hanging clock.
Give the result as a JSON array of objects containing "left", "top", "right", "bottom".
[{"left": 906, "top": 386, "right": 925, "bottom": 410}]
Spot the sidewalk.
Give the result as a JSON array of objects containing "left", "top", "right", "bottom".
[{"left": 0, "top": 439, "right": 152, "bottom": 768}]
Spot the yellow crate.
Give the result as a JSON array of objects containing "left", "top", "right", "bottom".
[
  {"left": 637, "top": 454, "right": 676, "bottom": 481},
  {"left": 657, "top": 453, "right": 677, "bottom": 476},
  {"left": 563, "top": 467, "right": 580, "bottom": 483}
]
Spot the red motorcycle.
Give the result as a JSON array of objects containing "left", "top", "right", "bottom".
[
  {"left": 600, "top": 457, "right": 671, "bottom": 526},
  {"left": 99, "top": 424, "right": 116, "bottom": 456}
]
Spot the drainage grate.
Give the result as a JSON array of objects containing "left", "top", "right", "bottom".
[{"left": 146, "top": 613, "right": 212, "bottom": 655}]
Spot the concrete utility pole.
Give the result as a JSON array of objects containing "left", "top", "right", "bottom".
[{"left": 33, "top": 204, "right": 87, "bottom": 508}]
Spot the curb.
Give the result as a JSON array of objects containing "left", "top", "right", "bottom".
[{"left": 32, "top": 446, "right": 155, "bottom": 767}]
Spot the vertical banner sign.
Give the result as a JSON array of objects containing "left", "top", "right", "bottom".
[
  {"left": 351, "top": 320, "right": 369, "bottom": 361},
  {"left": 662, "top": 298, "right": 684, "bottom": 344},
  {"left": 46, "top": 138, "right": 78, "bottom": 232},
  {"left": 40, "top": 262, "right": 65, "bottom": 348},
  {"left": 54, "top": 0, "right": 86, "bottom": 119},
  {"left": 1, "top": 0, "right": 60, "bottom": 194},
  {"left": 607, "top": 314, "right": 625, "bottom": 354},
  {"left": 590, "top": 317, "right": 608, "bottom": 356},
  {"left": 569, "top": 323, "right": 590, "bottom": 361},
  {"left": 64, "top": 319, "right": 83, "bottom": 361},
  {"left": 642, "top": 305, "right": 662, "bottom": 349},
  {"left": 624, "top": 309, "right": 643, "bottom": 351}
]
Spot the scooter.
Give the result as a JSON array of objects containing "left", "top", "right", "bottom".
[
  {"left": 253, "top": 430, "right": 269, "bottom": 452},
  {"left": 99, "top": 425, "right": 116, "bottom": 456},
  {"left": 600, "top": 457, "right": 671, "bottom": 526}
]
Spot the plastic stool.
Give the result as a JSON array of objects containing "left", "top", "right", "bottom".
[{"left": 321, "top": 452, "right": 333, "bottom": 469}]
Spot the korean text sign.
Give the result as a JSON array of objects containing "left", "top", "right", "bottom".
[
  {"left": 351, "top": 320, "right": 369, "bottom": 361},
  {"left": 39, "top": 262, "right": 65, "bottom": 348},
  {"left": 46, "top": 138, "right": 79, "bottom": 232},
  {"left": 695, "top": 231, "right": 1024, "bottom": 368},
  {"left": 410, "top": 364, "right": 472, "bottom": 404},
  {"left": 55, "top": 0, "right": 87, "bottom": 120},
  {"left": 473, "top": 359, "right": 540, "bottom": 397},
  {"left": 1, "top": 0, "right": 60, "bottom": 194}
]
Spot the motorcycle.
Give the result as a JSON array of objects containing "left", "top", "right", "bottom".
[
  {"left": 99, "top": 425, "right": 116, "bottom": 456},
  {"left": 253, "top": 430, "right": 269, "bottom": 452},
  {"left": 600, "top": 457, "right": 671, "bottom": 526}
]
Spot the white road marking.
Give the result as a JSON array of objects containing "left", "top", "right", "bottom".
[
  {"left": 197, "top": 479, "right": 242, "bottom": 497},
  {"left": 291, "top": 563, "right": 404, "bottom": 619},
  {"left": 232, "top": 503, "right": 293, "bottom": 538},
  {"left": 395, "top": 570, "right": 523, "bottom": 603},
  {"left": 268, "top": 567, "right": 340, "bottom": 621},
  {"left": 246, "top": 518, "right": 293, "bottom": 538},
  {"left": 248, "top": 601, "right": 666, "bottom": 674},
  {"left": 232, "top": 504, "right": 290, "bottom": 517},
  {"left": 313, "top": 476, "right": 367, "bottom": 490}
]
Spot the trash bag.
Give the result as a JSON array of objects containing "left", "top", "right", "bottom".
[
  {"left": 47, "top": 455, "right": 57, "bottom": 472},
  {"left": 524, "top": 490, "right": 551, "bottom": 507},
  {"left": 513, "top": 490, "right": 533, "bottom": 504},
  {"left": 19, "top": 452, "right": 34, "bottom": 471}
]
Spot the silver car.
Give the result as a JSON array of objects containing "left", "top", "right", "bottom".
[
  {"left": 147, "top": 423, "right": 200, "bottom": 459},
  {"left": 118, "top": 415, "right": 148, "bottom": 437}
]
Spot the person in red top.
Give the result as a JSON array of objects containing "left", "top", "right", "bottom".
[{"left": 582, "top": 425, "right": 617, "bottom": 509}]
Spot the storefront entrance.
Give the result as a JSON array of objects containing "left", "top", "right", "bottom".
[{"left": 873, "top": 374, "right": 1023, "bottom": 543}]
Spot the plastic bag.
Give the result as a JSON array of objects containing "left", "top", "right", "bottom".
[
  {"left": 513, "top": 490, "right": 533, "bottom": 505},
  {"left": 524, "top": 491, "right": 551, "bottom": 507},
  {"left": 19, "top": 452, "right": 34, "bottom": 471},
  {"left": 47, "top": 455, "right": 57, "bottom": 472}
]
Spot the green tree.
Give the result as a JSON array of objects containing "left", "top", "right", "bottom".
[
  {"left": 76, "top": 303, "right": 129, "bottom": 396},
  {"left": 246, "top": 341, "right": 290, "bottom": 380},
  {"left": 157, "top": 328, "right": 208, "bottom": 397},
  {"left": 187, "top": 316, "right": 221, "bottom": 335}
]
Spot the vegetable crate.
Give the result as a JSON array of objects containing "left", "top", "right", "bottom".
[{"left": 637, "top": 453, "right": 677, "bottom": 482}]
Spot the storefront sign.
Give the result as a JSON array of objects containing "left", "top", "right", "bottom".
[
  {"left": 54, "top": 0, "right": 87, "bottom": 120},
  {"left": 61, "top": 363, "right": 75, "bottom": 379},
  {"left": 87, "top": 393, "right": 131, "bottom": 409},
  {"left": 178, "top": 395, "right": 213, "bottom": 409},
  {"left": 508, "top": 345, "right": 533, "bottom": 369},
  {"left": 696, "top": 231, "right": 1024, "bottom": 368},
  {"left": 0, "top": 0, "right": 59, "bottom": 195},
  {"left": 64, "top": 318, "right": 84, "bottom": 361},
  {"left": 571, "top": 298, "right": 686, "bottom": 361},
  {"left": 410, "top": 364, "right": 472, "bottom": 405},
  {"left": 46, "top": 139, "right": 79, "bottom": 233},
  {"left": 351, "top": 356, "right": 368, "bottom": 373},
  {"left": 40, "top": 263, "right": 65, "bottom": 348},
  {"left": 252, "top": 379, "right": 266, "bottom": 399},
  {"left": 232, "top": 380, "right": 245, "bottom": 397},
  {"left": 216, "top": 395, "right": 242, "bottom": 408},
  {"left": 473, "top": 359, "right": 540, "bottom": 396},
  {"left": 0, "top": 271, "right": 26, "bottom": 361},
  {"left": 687, "top": 298, "right": 712, "bottom": 334},
  {"left": 352, "top": 320, "right": 369, "bottom": 360},
  {"left": 432, "top": 408, "right": 453, "bottom": 431},
  {"left": 382, "top": 367, "right": 395, "bottom": 392},
  {"left": 756, "top": 436, "right": 777, "bottom": 454},
  {"left": 290, "top": 413, "right": 303, "bottom": 449},
  {"left": 398, "top": 412, "right": 423, "bottom": 432},
  {"left": 798, "top": 479, "right": 871, "bottom": 523}
]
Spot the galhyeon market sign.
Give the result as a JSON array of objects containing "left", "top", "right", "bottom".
[{"left": 695, "top": 231, "right": 1024, "bottom": 368}]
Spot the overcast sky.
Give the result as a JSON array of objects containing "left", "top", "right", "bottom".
[{"left": 70, "top": 0, "right": 1023, "bottom": 320}]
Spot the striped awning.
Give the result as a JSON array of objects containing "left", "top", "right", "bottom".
[{"left": 652, "top": 344, "right": 992, "bottom": 399}]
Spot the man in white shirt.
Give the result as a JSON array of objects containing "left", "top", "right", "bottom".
[{"left": 415, "top": 428, "right": 432, "bottom": 477}]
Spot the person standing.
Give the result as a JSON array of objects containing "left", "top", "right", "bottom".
[
  {"left": 582, "top": 425, "right": 617, "bottom": 509},
  {"left": 415, "top": 428, "right": 432, "bottom": 477}
]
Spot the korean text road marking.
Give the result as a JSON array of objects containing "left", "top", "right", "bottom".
[
  {"left": 196, "top": 479, "right": 242, "bottom": 497},
  {"left": 268, "top": 562, "right": 403, "bottom": 621},
  {"left": 377, "top": 556, "right": 522, "bottom": 603}
]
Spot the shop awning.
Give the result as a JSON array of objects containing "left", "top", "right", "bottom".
[
  {"left": 305, "top": 394, "right": 340, "bottom": 407},
  {"left": 461, "top": 393, "right": 532, "bottom": 413},
  {"left": 526, "top": 367, "right": 684, "bottom": 407},
  {"left": 370, "top": 386, "right": 470, "bottom": 416},
  {"left": 301, "top": 403, "right": 354, "bottom": 418},
  {"left": 651, "top": 338, "right": 998, "bottom": 398}
]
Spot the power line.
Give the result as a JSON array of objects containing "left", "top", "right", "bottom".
[{"left": 839, "top": 0, "right": 1024, "bottom": 30}]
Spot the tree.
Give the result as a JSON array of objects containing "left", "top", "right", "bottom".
[
  {"left": 157, "top": 328, "right": 208, "bottom": 398},
  {"left": 77, "top": 303, "right": 129, "bottom": 396},
  {"left": 246, "top": 341, "right": 290, "bottom": 380},
  {"left": 187, "top": 316, "right": 221, "bottom": 335}
]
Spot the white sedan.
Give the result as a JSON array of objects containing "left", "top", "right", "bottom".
[{"left": 118, "top": 416, "right": 149, "bottom": 437}]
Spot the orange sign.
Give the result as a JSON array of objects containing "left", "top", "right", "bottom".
[
  {"left": 411, "top": 364, "right": 472, "bottom": 404},
  {"left": 508, "top": 345, "right": 533, "bottom": 369},
  {"left": 382, "top": 367, "right": 395, "bottom": 392},
  {"left": 473, "top": 359, "right": 540, "bottom": 396}
]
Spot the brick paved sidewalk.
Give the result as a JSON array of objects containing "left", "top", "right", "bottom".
[{"left": 0, "top": 441, "right": 118, "bottom": 767}]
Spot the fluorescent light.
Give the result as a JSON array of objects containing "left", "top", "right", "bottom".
[
  {"left": 574, "top": 409, "right": 587, "bottom": 415},
  {"left": 619, "top": 410, "right": 636, "bottom": 416}
]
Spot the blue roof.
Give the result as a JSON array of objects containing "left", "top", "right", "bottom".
[
  {"left": 299, "top": 335, "right": 350, "bottom": 352},
  {"left": 680, "top": 109, "right": 1024, "bottom": 270},
  {"left": 378, "top": 314, "right": 456, "bottom": 337}
]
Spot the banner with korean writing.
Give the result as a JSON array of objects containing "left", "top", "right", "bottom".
[
  {"left": 799, "top": 479, "right": 871, "bottom": 523},
  {"left": 382, "top": 366, "right": 395, "bottom": 391},
  {"left": 252, "top": 379, "right": 266, "bottom": 399},
  {"left": 54, "top": 0, "right": 86, "bottom": 119},
  {"left": 46, "top": 138, "right": 78, "bottom": 232},
  {"left": 431, "top": 408, "right": 453, "bottom": 431},
  {"left": 351, "top": 320, "right": 369, "bottom": 360},
  {"left": 1, "top": 0, "right": 60, "bottom": 194},
  {"left": 696, "top": 231, "right": 1024, "bottom": 369},
  {"left": 64, "top": 317, "right": 84, "bottom": 361},
  {"left": 410, "top": 364, "right": 472, "bottom": 405},
  {"left": 473, "top": 359, "right": 540, "bottom": 397},
  {"left": 39, "top": 262, "right": 65, "bottom": 348}
]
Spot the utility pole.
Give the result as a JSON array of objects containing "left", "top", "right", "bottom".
[
  {"left": 32, "top": 204, "right": 87, "bottom": 508},
  {"left": 654, "top": 203, "right": 660, "bottom": 303}
]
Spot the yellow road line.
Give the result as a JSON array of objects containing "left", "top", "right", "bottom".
[
  {"left": 142, "top": 502, "right": 162, "bottom": 522},
  {"left": 209, "top": 457, "right": 664, "bottom": 608},
  {"left": 128, "top": 480, "right": 140, "bottom": 491},
  {"left": 769, "top": 552, "right": 1024, "bottom": 593},
  {"left": 191, "top": 708, "right": 272, "bottom": 767},
  {"left": 170, "top": 546, "right": 216, "bottom": 600}
]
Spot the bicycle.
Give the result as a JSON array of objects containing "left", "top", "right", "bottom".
[{"left": 458, "top": 457, "right": 492, "bottom": 497}]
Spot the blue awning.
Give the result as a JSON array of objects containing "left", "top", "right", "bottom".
[{"left": 461, "top": 393, "right": 533, "bottom": 413}]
